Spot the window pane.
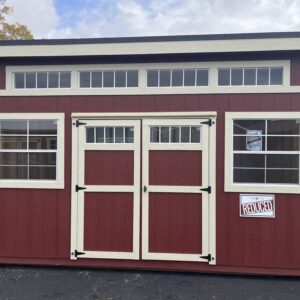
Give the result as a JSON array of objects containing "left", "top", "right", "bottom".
[
  {"left": 234, "top": 136, "right": 265, "bottom": 151},
  {"left": 103, "top": 71, "right": 114, "bottom": 88},
  {"left": 37, "top": 72, "right": 47, "bottom": 88},
  {"left": 270, "top": 68, "right": 283, "bottom": 85},
  {"left": 80, "top": 72, "right": 91, "bottom": 88},
  {"left": 60, "top": 72, "right": 71, "bottom": 88},
  {"left": 29, "top": 136, "right": 57, "bottom": 150},
  {"left": 91, "top": 72, "right": 102, "bottom": 88},
  {"left": 105, "top": 127, "right": 114, "bottom": 143},
  {"left": 191, "top": 126, "right": 201, "bottom": 143},
  {"left": 181, "top": 127, "right": 190, "bottom": 143},
  {"left": 218, "top": 69, "right": 230, "bottom": 86},
  {"left": 267, "top": 120, "right": 300, "bottom": 135},
  {"left": 48, "top": 72, "right": 59, "bottom": 88},
  {"left": 196, "top": 69, "right": 209, "bottom": 86},
  {"left": 234, "top": 169, "right": 265, "bottom": 183},
  {"left": 267, "top": 136, "right": 300, "bottom": 151},
  {"left": 160, "top": 127, "right": 169, "bottom": 143},
  {"left": 29, "top": 120, "right": 57, "bottom": 135},
  {"left": 96, "top": 127, "right": 104, "bottom": 143},
  {"left": 86, "top": 127, "right": 94, "bottom": 143},
  {"left": 244, "top": 69, "right": 256, "bottom": 85},
  {"left": 0, "top": 152, "right": 28, "bottom": 165},
  {"left": 115, "top": 71, "right": 126, "bottom": 88},
  {"left": 0, "top": 120, "right": 27, "bottom": 135},
  {"left": 172, "top": 70, "right": 183, "bottom": 87},
  {"left": 127, "top": 70, "right": 138, "bottom": 87},
  {"left": 125, "top": 127, "right": 134, "bottom": 143},
  {"left": 233, "top": 120, "right": 266, "bottom": 134},
  {"left": 257, "top": 68, "right": 269, "bottom": 85},
  {"left": 29, "top": 166, "right": 56, "bottom": 180},
  {"left": 15, "top": 73, "right": 25, "bottom": 89},
  {"left": 267, "top": 154, "right": 298, "bottom": 169},
  {"left": 184, "top": 70, "right": 196, "bottom": 86},
  {"left": 234, "top": 154, "right": 265, "bottom": 168},
  {"left": 160, "top": 70, "right": 171, "bottom": 87},
  {"left": 266, "top": 170, "right": 298, "bottom": 184},
  {"left": 29, "top": 153, "right": 56, "bottom": 165},
  {"left": 147, "top": 70, "right": 158, "bottom": 87},
  {"left": 115, "top": 127, "right": 124, "bottom": 143},
  {"left": 0, "top": 166, "right": 27, "bottom": 179},
  {"left": 150, "top": 127, "right": 159, "bottom": 143},
  {"left": 25, "top": 72, "right": 36, "bottom": 88},
  {"left": 0, "top": 136, "right": 27, "bottom": 149},
  {"left": 231, "top": 69, "right": 243, "bottom": 86},
  {"left": 170, "top": 127, "right": 179, "bottom": 143}
]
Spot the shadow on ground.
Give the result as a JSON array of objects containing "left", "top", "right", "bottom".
[{"left": 0, "top": 266, "right": 299, "bottom": 299}]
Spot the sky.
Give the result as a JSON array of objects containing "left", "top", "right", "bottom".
[{"left": 5, "top": 0, "right": 300, "bottom": 39}]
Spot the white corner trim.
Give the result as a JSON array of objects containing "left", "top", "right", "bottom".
[
  {"left": 0, "top": 113, "right": 65, "bottom": 189},
  {"left": 224, "top": 111, "right": 300, "bottom": 194}
]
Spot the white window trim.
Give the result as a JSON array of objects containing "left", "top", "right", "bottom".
[
  {"left": 225, "top": 112, "right": 300, "bottom": 194},
  {"left": 0, "top": 113, "right": 65, "bottom": 189},
  {"left": 4, "top": 60, "right": 292, "bottom": 96}
]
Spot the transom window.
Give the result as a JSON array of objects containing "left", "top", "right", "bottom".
[
  {"left": 233, "top": 119, "right": 300, "bottom": 185},
  {"left": 147, "top": 69, "right": 209, "bottom": 87},
  {"left": 79, "top": 70, "right": 139, "bottom": 88},
  {"left": 14, "top": 72, "right": 71, "bottom": 89},
  {"left": 86, "top": 126, "right": 134, "bottom": 143},
  {"left": 150, "top": 126, "right": 201, "bottom": 143},
  {"left": 218, "top": 67, "right": 283, "bottom": 86}
]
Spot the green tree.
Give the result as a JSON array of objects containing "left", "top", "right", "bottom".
[{"left": 0, "top": 0, "right": 33, "bottom": 40}]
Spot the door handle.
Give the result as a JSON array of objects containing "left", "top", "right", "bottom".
[{"left": 143, "top": 186, "right": 147, "bottom": 192}]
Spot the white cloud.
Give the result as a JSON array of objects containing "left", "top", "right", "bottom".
[
  {"left": 6, "top": 0, "right": 59, "bottom": 38},
  {"left": 6, "top": 0, "right": 300, "bottom": 39}
]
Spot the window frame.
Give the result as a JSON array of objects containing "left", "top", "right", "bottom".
[
  {"left": 225, "top": 112, "right": 300, "bottom": 194},
  {"left": 0, "top": 113, "right": 65, "bottom": 189}
]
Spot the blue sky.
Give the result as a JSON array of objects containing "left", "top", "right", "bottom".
[{"left": 7, "top": 0, "right": 300, "bottom": 39}]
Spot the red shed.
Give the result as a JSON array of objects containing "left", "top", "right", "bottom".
[{"left": 0, "top": 32, "right": 300, "bottom": 276}]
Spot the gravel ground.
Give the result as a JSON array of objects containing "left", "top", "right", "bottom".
[{"left": 0, "top": 266, "right": 299, "bottom": 299}]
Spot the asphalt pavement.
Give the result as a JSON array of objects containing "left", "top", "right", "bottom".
[{"left": 0, "top": 266, "right": 299, "bottom": 299}]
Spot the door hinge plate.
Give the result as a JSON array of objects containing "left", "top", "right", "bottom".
[
  {"left": 200, "top": 186, "right": 211, "bottom": 194},
  {"left": 200, "top": 254, "right": 212, "bottom": 262},
  {"left": 75, "top": 185, "right": 87, "bottom": 192},
  {"left": 200, "top": 119, "right": 214, "bottom": 126},
  {"left": 72, "top": 250, "right": 86, "bottom": 257},
  {"left": 74, "top": 120, "right": 87, "bottom": 127}
]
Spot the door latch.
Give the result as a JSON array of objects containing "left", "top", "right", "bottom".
[{"left": 143, "top": 186, "right": 147, "bottom": 192}]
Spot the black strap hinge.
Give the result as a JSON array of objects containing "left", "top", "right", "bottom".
[
  {"left": 73, "top": 250, "right": 85, "bottom": 257},
  {"left": 200, "top": 186, "right": 211, "bottom": 194},
  {"left": 75, "top": 185, "right": 87, "bottom": 192},
  {"left": 74, "top": 120, "right": 87, "bottom": 127},
  {"left": 200, "top": 254, "right": 212, "bottom": 262},
  {"left": 200, "top": 119, "right": 214, "bottom": 126}
]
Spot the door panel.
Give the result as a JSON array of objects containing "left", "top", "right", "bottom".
[
  {"left": 73, "top": 119, "right": 140, "bottom": 260},
  {"left": 149, "top": 193, "right": 202, "bottom": 254},
  {"left": 142, "top": 119, "right": 210, "bottom": 262}
]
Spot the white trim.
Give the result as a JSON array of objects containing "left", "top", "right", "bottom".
[
  {"left": 71, "top": 119, "right": 140, "bottom": 260},
  {"left": 0, "top": 113, "right": 64, "bottom": 189},
  {"left": 225, "top": 112, "right": 300, "bottom": 194},
  {"left": 2, "top": 38, "right": 300, "bottom": 58},
  {"left": 142, "top": 118, "right": 216, "bottom": 263},
  {"left": 4, "top": 60, "right": 292, "bottom": 96}
]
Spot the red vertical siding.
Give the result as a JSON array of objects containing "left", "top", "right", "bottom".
[{"left": 0, "top": 93, "right": 299, "bottom": 275}]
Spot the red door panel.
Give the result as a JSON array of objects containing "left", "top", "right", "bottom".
[
  {"left": 149, "top": 151, "right": 202, "bottom": 186},
  {"left": 85, "top": 151, "right": 134, "bottom": 185},
  {"left": 84, "top": 192, "right": 133, "bottom": 252},
  {"left": 148, "top": 193, "right": 202, "bottom": 254}
]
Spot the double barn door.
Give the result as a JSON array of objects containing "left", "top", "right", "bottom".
[{"left": 71, "top": 117, "right": 215, "bottom": 264}]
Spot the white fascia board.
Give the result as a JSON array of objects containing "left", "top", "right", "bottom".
[{"left": 1, "top": 38, "right": 300, "bottom": 57}]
